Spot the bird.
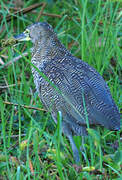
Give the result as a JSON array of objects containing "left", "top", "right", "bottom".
[{"left": 13, "top": 22, "right": 120, "bottom": 163}]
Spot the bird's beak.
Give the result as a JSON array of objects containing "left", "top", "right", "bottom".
[
  {"left": 1, "top": 30, "right": 31, "bottom": 48},
  {"left": 13, "top": 31, "right": 31, "bottom": 42}
]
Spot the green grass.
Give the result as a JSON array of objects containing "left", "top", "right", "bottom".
[{"left": 0, "top": 0, "right": 122, "bottom": 179}]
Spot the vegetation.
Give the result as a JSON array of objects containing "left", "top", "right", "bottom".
[{"left": 0, "top": 0, "right": 121, "bottom": 179}]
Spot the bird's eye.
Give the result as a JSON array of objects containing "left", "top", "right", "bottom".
[{"left": 24, "top": 29, "right": 30, "bottom": 34}]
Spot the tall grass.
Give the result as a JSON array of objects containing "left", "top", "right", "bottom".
[{"left": 0, "top": 0, "right": 121, "bottom": 179}]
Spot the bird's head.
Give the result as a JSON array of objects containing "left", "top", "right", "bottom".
[{"left": 14, "top": 22, "right": 55, "bottom": 44}]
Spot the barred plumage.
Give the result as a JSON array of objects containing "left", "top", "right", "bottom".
[{"left": 14, "top": 22, "right": 120, "bottom": 163}]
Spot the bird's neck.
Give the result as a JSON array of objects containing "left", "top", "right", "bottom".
[{"left": 33, "top": 36, "right": 69, "bottom": 61}]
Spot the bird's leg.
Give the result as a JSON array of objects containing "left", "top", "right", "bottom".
[
  {"left": 67, "top": 134, "right": 80, "bottom": 163},
  {"left": 62, "top": 121, "right": 80, "bottom": 163},
  {"left": 80, "top": 136, "right": 87, "bottom": 161}
]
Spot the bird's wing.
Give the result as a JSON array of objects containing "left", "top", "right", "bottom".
[{"left": 44, "top": 56, "right": 120, "bottom": 130}]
